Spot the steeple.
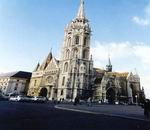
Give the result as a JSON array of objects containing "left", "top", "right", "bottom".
[
  {"left": 106, "top": 56, "right": 112, "bottom": 72},
  {"left": 46, "top": 51, "right": 53, "bottom": 63},
  {"left": 34, "top": 62, "right": 40, "bottom": 71},
  {"left": 76, "top": 0, "right": 85, "bottom": 19},
  {"left": 40, "top": 51, "right": 53, "bottom": 70},
  {"left": 108, "top": 57, "right": 111, "bottom": 66}
]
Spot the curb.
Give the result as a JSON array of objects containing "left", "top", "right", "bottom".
[{"left": 55, "top": 105, "right": 150, "bottom": 123}]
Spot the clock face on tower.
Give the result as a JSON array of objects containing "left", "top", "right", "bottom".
[{"left": 47, "top": 76, "right": 53, "bottom": 84}]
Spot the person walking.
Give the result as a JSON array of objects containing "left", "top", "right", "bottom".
[
  {"left": 142, "top": 99, "right": 150, "bottom": 119},
  {"left": 73, "top": 96, "right": 80, "bottom": 106},
  {"left": 87, "top": 97, "right": 92, "bottom": 107}
]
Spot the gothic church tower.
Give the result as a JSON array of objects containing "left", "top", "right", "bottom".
[{"left": 58, "top": 0, "right": 93, "bottom": 100}]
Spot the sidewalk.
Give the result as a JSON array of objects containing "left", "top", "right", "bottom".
[{"left": 55, "top": 104, "right": 150, "bottom": 122}]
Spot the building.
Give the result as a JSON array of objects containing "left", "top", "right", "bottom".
[
  {"left": 28, "top": 0, "right": 144, "bottom": 103},
  {"left": 0, "top": 71, "right": 31, "bottom": 96},
  {"left": 93, "top": 58, "right": 145, "bottom": 104},
  {"left": 28, "top": 0, "right": 93, "bottom": 101}
]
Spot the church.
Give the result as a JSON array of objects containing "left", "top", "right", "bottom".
[
  {"left": 93, "top": 59, "right": 144, "bottom": 104},
  {"left": 28, "top": 0, "right": 145, "bottom": 104}
]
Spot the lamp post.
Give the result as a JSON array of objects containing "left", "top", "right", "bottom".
[{"left": 135, "top": 95, "right": 138, "bottom": 105}]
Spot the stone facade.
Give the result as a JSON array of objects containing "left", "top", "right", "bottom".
[
  {"left": 28, "top": 0, "right": 94, "bottom": 101},
  {"left": 93, "top": 59, "right": 144, "bottom": 104},
  {"left": 28, "top": 53, "right": 60, "bottom": 100},
  {"left": 0, "top": 71, "right": 31, "bottom": 96},
  {"left": 28, "top": 0, "right": 144, "bottom": 103}
]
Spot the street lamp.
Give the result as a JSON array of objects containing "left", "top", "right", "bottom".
[{"left": 135, "top": 95, "right": 138, "bottom": 105}]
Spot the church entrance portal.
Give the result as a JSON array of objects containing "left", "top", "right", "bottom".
[
  {"left": 106, "top": 88, "right": 116, "bottom": 104},
  {"left": 39, "top": 88, "right": 48, "bottom": 97}
]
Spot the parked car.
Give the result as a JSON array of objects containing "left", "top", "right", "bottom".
[
  {"left": 16, "top": 95, "right": 33, "bottom": 102},
  {"left": 32, "top": 96, "right": 47, "bottom": 103},
  {"left": 9, "top": 96, "right": 18, "bottom": 101},
  {"left": 115, "top": 101, "right": 119, "bottom": 105}
]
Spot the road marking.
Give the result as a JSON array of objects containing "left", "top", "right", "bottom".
[
  {"left": 55, "top": 105, "right": 150, "bottom": 122},
  {"left": 55, "top": 105, "right": 98, "bottom": 115}
]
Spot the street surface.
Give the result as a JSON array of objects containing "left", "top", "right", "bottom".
[
  {"left": 56, "top": 104, "right": 147, "bottom": 120},
  {"left": 0, "top": 101, "right": 149, "bottom": 130}
]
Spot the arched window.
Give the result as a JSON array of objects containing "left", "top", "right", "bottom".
[
  {"left": 61, "top": 89, "right": 64, "bottom": 95},
  {"left": 68, "top": 37, "right": 71, "bottom": 46},
  {"left": 34, "top": 80, "right": 37, "bottom": 86},
  {"left": 84, "top": 37, "right": 87, "bottom": 46},
  {"left": 83, "top": 49, "right": 89, "bottom": 59},
  {"left": 66, "top": 50, "right": 70, "bottom": 59},
  {"left": 80, "top": 64, "right": 86, "bottom": 73},
  {"left": 64, "top": 62, "right": 68, "bottom": 72},
  {"left": 75, "top": 36, "right": 79, "bottom": 44},
  {"left": 62, "top": 77, "right": 65, "bottom": 86},
  {"left": 73, "top": 48, "right": 78, "bottom": 58}
]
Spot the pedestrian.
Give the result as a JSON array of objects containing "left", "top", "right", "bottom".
[
  {"left": 142, "top": 99, "right": 150, "bottom": 119},
  {"left": 74, "top": 96, "right": 79, "bottom": 106},
  {"left": 87, "top": 97, "right": 92, "bottom": 106}
]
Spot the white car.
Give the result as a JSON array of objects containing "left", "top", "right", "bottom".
[
  {"left": 16, "top": 95, "right": 33, "bottom": 102},
  {"left": 9, "top": 95, "right": 34, "bottom": 102},
  {"left": 32, "top": 96, "right": 47, "bottom": 103},
  {"left": 115, "top": 101, "right": 119, "bottom": 105},
  {"left": 9, "top": 96, "right": 18, "bottom": 101}
]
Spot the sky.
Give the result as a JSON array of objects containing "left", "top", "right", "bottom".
[{"left": 0, "top": 0, "right": 150, "bottom": 98}]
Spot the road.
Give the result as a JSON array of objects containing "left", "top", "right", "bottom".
[
  {"left": 56, "top": 104, "right": 147, "bottom": 120},
  {"left": 0, "top": 101, "right": 149, "bottom": 130}
]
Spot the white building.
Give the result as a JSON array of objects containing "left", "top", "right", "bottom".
[
  {"left": 28, "top": 0, "right": 144, "bottom": 104},
  {"left": 28, "top": 0, "right": 94, "bottom": 101},
  {"left": 0, "top": 71, "right": 31, "bottom": 96}
]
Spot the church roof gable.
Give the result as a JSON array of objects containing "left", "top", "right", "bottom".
[{"left": 45, "top": 57, "right": 59, "bottom": 70}]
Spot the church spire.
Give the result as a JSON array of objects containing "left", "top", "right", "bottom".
[
  {"left": 108, "top": 57, "right": 111, "bottom": 66},
  {"left": 106, "top": 55, "right": 112, "bottom": 72},
  {"left": 76, "top": 0, "right": 85, "bottom": 19},
  {"left": 40, "top": 50, "right": 53, "bottom": 70}
]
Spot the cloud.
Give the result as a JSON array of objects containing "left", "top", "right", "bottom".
[
  {"left": 91, "top": 41, "right": 150, "bottom": 98},
  {"left": 132, "top": 3, "right": 150, "bottom": 26},
  {"left": 132, "top": 16, "right": 150, "bottom": 26}
]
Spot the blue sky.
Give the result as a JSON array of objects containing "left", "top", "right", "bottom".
[{"left": 0, "top": 0, "right": 150, "bottom": 97}]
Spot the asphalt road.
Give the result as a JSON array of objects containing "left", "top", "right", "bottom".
[
  {"left": 56, "top": 104, "right": 146, "bottom": 120},
  {"left": 0, "top": 101, "right": 150, "bottom": 130}
]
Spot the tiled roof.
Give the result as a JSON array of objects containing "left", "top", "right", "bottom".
[
  {"left": 106, "top": 72, "right": 129, "bottom": 78},
  {"left": 0, "top": 71, "right": 31, "bottom": 79},
  {"left": 94, "top": 68, "right": 105, "bottom": 73}
]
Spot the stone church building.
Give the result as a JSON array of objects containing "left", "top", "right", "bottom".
[
  {"left": 28, "top": 0, "right": 144, "bottom": 103},
  {"left": 28, "top": 0, "right": 93, "bottom": 101},
  {"left": 93, "top": 58, "right": 144, "bottom": 104}
]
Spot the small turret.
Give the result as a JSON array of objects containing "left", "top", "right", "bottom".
[
  {"left": 106, "top": 57, "right": 112, "bottom": 72},
  {"left": 34, "top": 62, "right": 40, "bottom": 72}
]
